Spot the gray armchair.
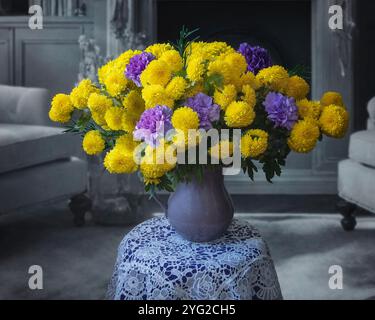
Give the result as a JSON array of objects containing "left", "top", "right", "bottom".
[
  {"left": 0, "top": 85, "right": 91, "bottom": 225},
  {"left": 337, "top": 97, "right": 375, "bottom": 230}
]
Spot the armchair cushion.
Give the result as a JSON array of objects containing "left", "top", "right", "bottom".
[
  {"left": 338, "top": 159, "right": 375, "bottom": 214},
  {"left": 0, "top": 124, "right": 82, "bottom": 174},
  {"left": 0, "top": 85, "right": 52, "bottom": 126},
  {"left": 348, "top": 130, "right": 375, "bottom": 168},
  {"left": 0, "top": 157, "right": 87, "bottom": 213}
]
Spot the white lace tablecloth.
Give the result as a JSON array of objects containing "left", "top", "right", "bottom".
[{"left": 107, "top": 217, "right": 282, "bottom": 300}]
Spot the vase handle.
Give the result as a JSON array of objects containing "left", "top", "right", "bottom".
[{"left": 152, "top": 193, "right": 168, "bottom": 216}]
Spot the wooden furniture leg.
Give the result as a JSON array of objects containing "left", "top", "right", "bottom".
[
  {"left": 69, "top": 194, "right": 92, "bottom": 227},
  {"left": 337, "top": 199, "right": 357, "bottom": 231}
]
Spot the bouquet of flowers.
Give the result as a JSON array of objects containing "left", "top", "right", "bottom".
[{"left": 49, "top": 28, "right": 349, "bottom": 194}]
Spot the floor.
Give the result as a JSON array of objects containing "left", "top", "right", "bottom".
[{"left": 0, "top": 197, "right": 374, "bottom": 300}]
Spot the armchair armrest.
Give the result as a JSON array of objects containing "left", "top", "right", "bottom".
[
  {"left": 367, "top": 96, "right": 375, "bottom": 130},
  {"left": 0, "top": 85, "right": 53, "bottom": 126}
]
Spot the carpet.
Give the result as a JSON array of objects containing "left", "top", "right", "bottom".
[{"left": 0, "top": 204, "right": 374, "bottom": 300}]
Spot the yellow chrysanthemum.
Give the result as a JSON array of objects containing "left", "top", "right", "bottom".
[
  {"left": 140, "top": 60, "right": 172, "bottom": 87},
  {"left": 104, "top": 147, "right": 138, "bottom": 174},
  {"left": 224, "top": 52, "right": 248, "bottom": 77},
  {"left": 166, "top": 76, "right": 188, "bottom": 100},
  {"left": 319, "top": 104, "right": 349, "bottom": 138},
  {"left": 229, "top": 73, "right": 242, "bottom": 92},
  {"left": 143, "top": 140, "right": 176, "bottom": 165},
  {"left": 82, "top": 130, "right": 105, "bottom": 155},
  {"left": 49, "top": 108, "right": 71, "bottom": 124},
  {"left": 159, "top": 50, "right": 183, "bottom": 73},
  {"left": 285, "top": 76, "right": 310, "bottom": 100},
  {"left": 141, "top": 159, "right": 176, "bottom": 185},
  {"left": 91, "top": 111, "right": 107, "bottom": 127},
  {"left": 70, "top": 79, "right": 98, "bottom": 109},
  {"left": 256, "top": 65, "right": 289, "bottom": 91},
  {"left": 241, "top": 85, "right": 257, "bottom": 108},
  {"left": 186, "top": 81, "right": 204, "bottom": 98},
  {"left": 171, "top": 128, "right": 202, "bottom": 148},
  {"left": 122, "top": 90, "right": 145, "bottom": 118},
  {"left": 87, "top": 93, "right": 113, "bottom": 115},
  {"left": 98, "top": 60, "right": 115, "bottom": 85},
  {"left": 185, "top": 42, "right": 204, "bottom": 60},
  {"left": 205, "top": 42, "right": 233, "bottom": 57},
  {"left": 99, "top": 51, "right": 142, "bottom": 86},
  {"left": 187, "top": 42, "right": 234, "bottom": 63},
  {"left": 288, "top": 119, "right": 320, "bottom": 153},
  {"left": 209, "top": 140, "right": 234, "bottom": 160},
  {"left": 214, "top": 84, "right": 237, "bottom": 110},
  {"left": 296, "top": 99, "right": 321, "bottom": 120},
  {"left": 207, "top": 59, "right": 231, "bottom": 84},
  {"left": 115, "top": 49, "right": 142, "bottom": 70},
  {"left": 115, "top": 134, "right": 139, "bottom": 153},
  {"left": 171, "top": 107, "right": 200, "bottom": 132},
  {"left": 140, "top": 142, "right": 176, "bottom": 185},
  {"left": 240, "top": 72, "right": 261, "bottom": 90},
  {"left": 49, "top": 94, "right": 74, "bottom": 123},
  {"left": 320, "top": 91, "right": 344, "bottom": 107},
  {"left": 186, "top": 56, "right": 206, "bottom": 82},
  {"left": 225, "top": 101, "right": 255, "bottom": 128},
  {"left": 104, "top": 72, "right": 128, "bottom": 97},
  {"left": 142, "top": 85, "right": 174, "bottom": 109},
  {"left": 241, "top": 129, "right": 269, "bottom": 158},
  {"left": 145, "top": 43, "right": 173, "bottom": 58},
  {"left": 121, "top": 111, "right": 136, "bottom": 132},
  {"left": 211, "top": 41, "right": 233, "bottom": 51},
  {"left": 105, "top": 107, "right": 125, "bottom": 131}
]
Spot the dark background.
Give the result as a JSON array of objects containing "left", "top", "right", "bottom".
[
  {"left": 158, "top": 0, "right": 311, "bottom": 70},
  {"left": 0, "top": 0, "right": 29, "bottom": 15},
  {"left": 354, "top": 1, "right": 375, "bottom": 130}
]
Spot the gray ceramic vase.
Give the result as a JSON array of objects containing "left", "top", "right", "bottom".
[{"left": 166, "top": 167, "right": 234, "bottom": 242}]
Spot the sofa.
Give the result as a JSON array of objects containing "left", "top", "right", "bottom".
[
  {"left": 0, "top": 85, "right": 90, "bottom": 225},
  {"left": 337, "top": 97, "right": 375, "bottom": 230}
]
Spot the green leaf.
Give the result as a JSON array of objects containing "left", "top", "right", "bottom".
[
  {"left": 171, "top": 26, "right": 200, "bottom": 65},
  {"left": 288, "top": 64, "right": 311, "bottom": 80},
  {"left": 275, "top": 163, "right": 282, "bottom": 176},
  {"left": 247, "top": 166, "right": 254, "bottom": 181},
  {"left": 164, "top": 184, "right": 174, "bottom": 193},
  {"left": 203, "top": 73, "right": 224, "bottom": 96}
]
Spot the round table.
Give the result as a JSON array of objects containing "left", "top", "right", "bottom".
[{"left": 107, "top": 217, "right": 282, "bottom": 300}]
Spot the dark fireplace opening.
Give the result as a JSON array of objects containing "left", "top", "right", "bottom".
[
  {"left": 157, "top": 0, "right": 311, "bottom": 71},
  {"left": 0, "top": 0, "right": 29, "bottom": 16}
]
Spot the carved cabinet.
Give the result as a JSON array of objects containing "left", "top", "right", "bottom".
[{"left": 0, "top": 16, "right": 93, "bottom": 96}]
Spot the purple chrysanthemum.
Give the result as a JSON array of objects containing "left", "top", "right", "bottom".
[
  {"left": 238, "top": 43, "right": 272, "bottom": 75},
  {"left": 263, "top": 92, "right": 298, "bottom": 130},
  {"left": 133, "top": 105, "right": 173, "bottom": 146},
  {"left": 125, "top": 52, "right": 155, "bottom": 87},
  {"left": 185, "top": 93, "right": 221, "bottom": 130}
]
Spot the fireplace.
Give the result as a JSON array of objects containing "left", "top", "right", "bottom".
[
  {"left": 137, "top": 0, "right": 354, "bottom": 194},
  {"left": 156, "top": 0, "right": 311, "bottom": 71}
]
